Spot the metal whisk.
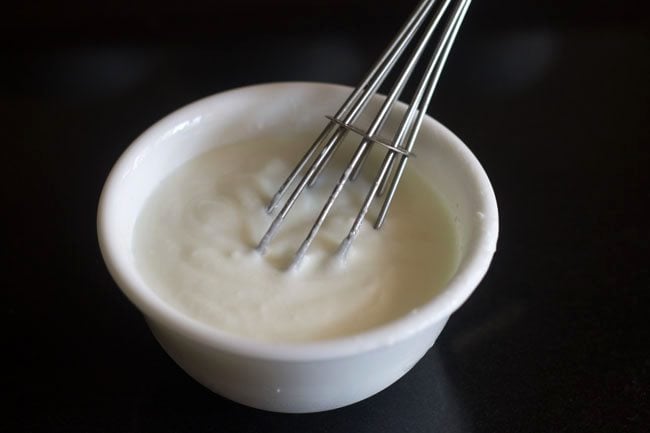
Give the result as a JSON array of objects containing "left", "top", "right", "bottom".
[{"left": 257, "top": 0, "right": 472, "bottom": 268}]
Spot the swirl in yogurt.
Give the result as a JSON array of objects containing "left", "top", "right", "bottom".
[{"left": 133, "top": 136, "right": 459, "bottom": 342}]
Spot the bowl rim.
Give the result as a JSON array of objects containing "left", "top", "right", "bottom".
[{"left": 97, "top": 81, "right": 499, "bottom": 361}]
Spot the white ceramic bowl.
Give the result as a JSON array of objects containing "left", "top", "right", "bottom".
[{"left": 97, "top": 82, "right": 498, "bottom": 413}]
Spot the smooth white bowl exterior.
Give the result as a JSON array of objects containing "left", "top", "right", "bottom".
[{"left": 97, "top": 82, "right": 498, "bottom": 413}]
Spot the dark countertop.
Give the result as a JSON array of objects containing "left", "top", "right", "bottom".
[{"left": 3, "top": 1, "right": 649, "bottom": 431}]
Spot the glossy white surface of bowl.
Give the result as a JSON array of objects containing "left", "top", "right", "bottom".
[{"left": 97, "top": 82, "right": 498, "bottom": 413}]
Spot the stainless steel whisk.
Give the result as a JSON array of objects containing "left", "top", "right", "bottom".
[{"left": 257, "top": 0, "right": 472, "bottom": 268}]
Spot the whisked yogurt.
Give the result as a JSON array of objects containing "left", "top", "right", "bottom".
[{"left": 133, "top": 135, "right": 459, "bottom": 342}]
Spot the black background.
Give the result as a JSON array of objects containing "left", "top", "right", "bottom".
[{"left": 3, "top": 1, "right": 649, "bottom": 432}]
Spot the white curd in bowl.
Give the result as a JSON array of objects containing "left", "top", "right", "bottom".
[
  {"left": 98, "top": 82, "right": 498, "bottom": 412},
  {"left": 133, "top": 135, "right": 460, "bottom": 342}
]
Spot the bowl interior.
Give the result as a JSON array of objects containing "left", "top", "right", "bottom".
[{"left": 98, "top": 82, "right": 498, "bottom": 359}]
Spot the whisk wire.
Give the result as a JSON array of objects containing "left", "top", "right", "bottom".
[
  {"left": 257, "top": 0, "right": 472, "bottom": 268},
  {"left": 376, "top": 0, "right": 472, "bottom": 229},
  {"left": 289, "top": 0, "right": 455, "bottom": 266},
  {"left": 347, "top": 0, "right": 453, "bottom": 183},
  {"left": 334, "top": 0, "right": 458, "bottom": 258},
  {"left": 263, "top": 0, "right": 437, "bottom": 216}
]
